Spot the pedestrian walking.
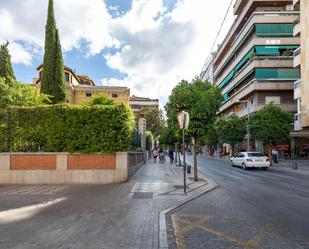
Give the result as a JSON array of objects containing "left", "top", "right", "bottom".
[
  {"left": 152, "top": 147, "right": 159, "bottom": 163},
  {"left": 159, "top": 147, "right": 164, "bottom": 162},
  {"left": 272, "top": 148, "right": 279, "bottom": 164},
  {"left": 168, "top": 146, "right": 174, "bottom": 164}
]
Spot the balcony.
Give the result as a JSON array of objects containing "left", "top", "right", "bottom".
[
  {"left": 214, "top": 11, "right": 300, "bottom": 79},
  {"left": 214, "top": 10, "right": 299, "bottom": 71},
  {"left": 235, "top": 102, "right": 296, "bottom": 118},
  {"left": 294, "top": 79, "right": 301, "bottom": 99},
  {"left": 220, "top": 57, "right": 294, "bottom": 95},
  {"left": 294, "top": 113, "right": 302, "bottom": 131},
  {"left": 293, "top": 47, "right": 301, "bottom": 67},
  {"left": 294, "top": 18, "right": 301, "bottom": 36},
  {"left": 293, "top": 0, "right": 300, "bottom": 7},
  {"left": 219, "top": 79, "right": 295, "bottom": 114}
]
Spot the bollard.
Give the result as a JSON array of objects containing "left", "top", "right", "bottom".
[{"left": 187, "top": 165, "right": 190, "bottom": 174}]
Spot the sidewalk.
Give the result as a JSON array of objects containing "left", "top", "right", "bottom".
[{"left": 0, "top": 158, "right": 216, "bottom": 249}]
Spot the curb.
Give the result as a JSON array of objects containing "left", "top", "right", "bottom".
[{"left": 158, "top": 178, "right": 218, "bottom": 249}]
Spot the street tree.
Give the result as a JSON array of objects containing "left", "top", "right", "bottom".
[
  {"left": 250, "top": 103, "right": 293, "bottom": 163},
  {"left": 136, "top": 106, "right": 165, "bottom": 139},
  {"left": 166, "top": 79, "right": 222, "bottom": 181},
  {"left": 89, "top": 93, "right": 116, "bottom": 106},
  {"left": 0, "top": 42, "right": 15, "bottom": 84},
  {"left": 215, "top": 114, "right": 246, "bottom": 156},
  {"left": 40, "top": 0, "right": 66, "bottom": 104},
  {"left": 0, "top": 77, "right": 50, "bottom": 108},
  {"left": 199, "top": 121, "right": 220, "bottom": 156}
]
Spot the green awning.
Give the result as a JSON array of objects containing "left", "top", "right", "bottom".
[
  {"left": 255, "top": 24, "right": 294, "bottom": 37},
  {"left": 255, "top": 46, "right": 280, "bottom": 56},
  {"left": 235, "top": 48, "right": 255, "bottom": 72},
  {"left": 218, "top": 70, "right": 235, "bottom": 89},
  {"left": 256, "top": 68, "right": 300, "bottom": 79},
  {"left": 255, "top": 45, "right": 300, "bottom": 56}
]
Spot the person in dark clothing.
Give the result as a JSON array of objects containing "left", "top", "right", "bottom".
[{"left": 168, "top": 147, "right": 174, "bottom": 164}]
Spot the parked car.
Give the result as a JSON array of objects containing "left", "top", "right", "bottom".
[{"left": 230, "top": 152, "right": 270, "bottom": 170}]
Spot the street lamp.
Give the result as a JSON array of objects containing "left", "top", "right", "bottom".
[{"left": 236, "top": 100, "right": 250, "bottom": 151}]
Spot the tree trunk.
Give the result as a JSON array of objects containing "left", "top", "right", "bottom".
[
  {"left": 194, "top": 140, "right": 198, "bottom": 181},
  {"left": 268, "top": 143, "right": 272, "bottom": 166},
  {"left": 178, "top": 149, "right": 181, "bottom": 166},
  {"left": 231, "top": 145, "right": 234, "bottom": 157}
]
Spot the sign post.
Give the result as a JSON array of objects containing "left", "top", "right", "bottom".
[{"left": 177, "top": 111, "right": 190, "bottom": 195}]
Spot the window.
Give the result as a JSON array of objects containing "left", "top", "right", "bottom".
[
  {"left": 65, "top": 72, "right": 70, "bottom": 82},
  {"left": 39, "top": 71, "right": 42, "bottom": 79},
  {"left": 86, "top": 92, "right": 92, "bottom": 97},
  {"left": 112, "top": 93, "right": 118, "bottom": 98}
]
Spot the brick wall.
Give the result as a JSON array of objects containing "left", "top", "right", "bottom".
[
  {"left": 67, "top": 154, "right": 116, "bottom": 170},
  {"left": 11, "top": 154, "right": 57, "bottom": 170}
]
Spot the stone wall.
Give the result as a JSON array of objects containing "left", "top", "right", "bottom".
[{"left": 0, "top": 152, "right": 144, "bottom": 184}]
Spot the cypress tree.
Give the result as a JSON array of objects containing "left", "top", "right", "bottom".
[
  {"left": 0, "top": 41, "right": 16, "bottom": 84},
  {"left": 41, "top": 0, "right": 66, "bottom": 104},
  {"left": 54, "top": 29, "right": 66, "bottom": 102}
]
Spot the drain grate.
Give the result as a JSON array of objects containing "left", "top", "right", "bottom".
[
  {"left": 132, "top": 192, "right": 153, "bottom": 199},
  {"left": 173, "top": 185, "right": 190, "bottom": 189}
]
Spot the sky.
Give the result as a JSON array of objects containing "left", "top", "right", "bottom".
[{"left": 0, "top": 0, "right": 236, "bottom": 105}]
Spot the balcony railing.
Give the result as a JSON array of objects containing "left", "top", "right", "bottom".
[{"left": 294, "top": 47, "right": 301, "bottom": 56}]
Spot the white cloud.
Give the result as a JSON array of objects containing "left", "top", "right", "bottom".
[
  {"left": 0, "top": 0, "right": 236, "bottom": 105},
  {"left": 0, "top": 0, "right": 116, "bottom": 62},
  {"left": 102, "top": 0, "right": 236, "bottom": 105}
]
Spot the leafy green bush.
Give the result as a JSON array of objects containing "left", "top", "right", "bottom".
[
  {"left": 88, "top": 93, "right": 116, "bottom": 106},
  {"left": 145, "top": 131, "right": 153, "bottom": 150},
  {"left": 0, "top": 77, "right": 51, "bottom": 108},
  {"left": 0, "top": 104, "right": 135, "bottom": 153}
]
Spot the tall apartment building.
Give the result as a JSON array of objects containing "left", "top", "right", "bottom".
[
  {"left": 290, "top": 0, "right": 309, "bottom": 157},
  {"left": 213, "top": 0, "right": 300, "bottom": 153}
]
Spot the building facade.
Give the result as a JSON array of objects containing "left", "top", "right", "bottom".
[
  {"left": 290, "top": 0, "right": 309, "bottom": 158},
  {"left": 213, "top": 0, "right": 300, "bottom": 154},
  {"left": 129, "top": 95, "right": 159, "bottom": 115},
  {"left": 33, "top": 64, "right": 130, "bottom": 105}
]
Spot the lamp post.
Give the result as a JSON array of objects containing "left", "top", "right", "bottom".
[{"left": 237, "top": 100, "right": 250, "bottom": 151}]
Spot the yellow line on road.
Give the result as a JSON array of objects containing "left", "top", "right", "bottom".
[{"left": 172, "top": 214, "right": 275, "bottom": 249}]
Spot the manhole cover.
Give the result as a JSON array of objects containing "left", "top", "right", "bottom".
[
  {"left": 132, "top": 192, "right": 153, "bottom": 199},
  {"left": 173, "top": 185, "right": 190, "bottom": 189}
]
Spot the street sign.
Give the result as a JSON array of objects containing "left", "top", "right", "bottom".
[{"left": 177, "top": 111, "right": 190, "bottom": 130}]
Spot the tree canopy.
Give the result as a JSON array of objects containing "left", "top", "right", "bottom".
[
  {"left": 40, "top": 0, "right": 66, "bottom": 104},
  {"left": 136, "top": 106, "right": 165, "bottom": 138},
  {"left": 166, "top": 78, "right": 223, "bottom": 180},
  {"left": 0, "top": 77, "right": 50, "bottom": 108},
  {"left": 215, "top": 114, "right": 246, "bottom": 155},
  {"left": 89, "top": 93, "right": 116, "bottom": 106},
  {"left": 0, "top": 41, "right": 15, "bottom": 83},
  {"left": 250, "top": 103, "right": 293, "bottom": 145}
]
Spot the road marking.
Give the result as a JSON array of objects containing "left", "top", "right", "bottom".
[{"left": 172, "top": 214, "right": 275, "bottom": 249}]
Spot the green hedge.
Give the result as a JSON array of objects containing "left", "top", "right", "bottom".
[{"left": 0, "top": 104, "right": 135, "bottom": 153}]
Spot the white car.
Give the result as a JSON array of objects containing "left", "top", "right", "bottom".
[{"left": 230, "top": 152, "right": 270, "bottom": 170}]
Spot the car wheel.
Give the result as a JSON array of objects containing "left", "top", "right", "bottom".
[
  {"left": 242, "top": 163, "right": 247, "bottom": 170},
  {"left": 262, "top": 167, "right": 268, "bottom": 170}
]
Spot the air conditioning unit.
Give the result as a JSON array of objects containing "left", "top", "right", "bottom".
[{"left": 286, "top": 5, "right": 294, "bottom": 11}]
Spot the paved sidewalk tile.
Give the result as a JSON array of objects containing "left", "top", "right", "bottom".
[{"left": 0, "top": 159, "right": 211, "bottom": 249}]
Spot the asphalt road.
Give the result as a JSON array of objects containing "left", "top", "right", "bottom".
[{"left": 170, "top": 156, "right": 309, "bottom": 249}]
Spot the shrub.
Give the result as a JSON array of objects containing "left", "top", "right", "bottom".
[{"left": 0, "top": 104, "right": 135, "bottom": 153}]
